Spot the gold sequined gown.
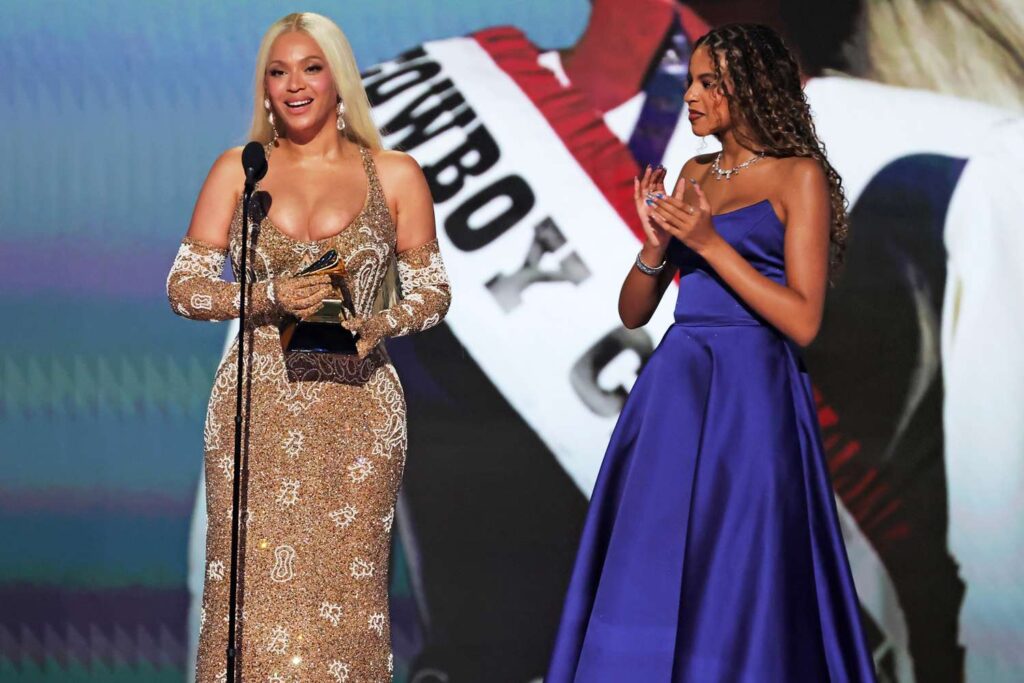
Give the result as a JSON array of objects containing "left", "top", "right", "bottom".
[{"left": 166, "top": 146, "right": 451, "bottom": 682}]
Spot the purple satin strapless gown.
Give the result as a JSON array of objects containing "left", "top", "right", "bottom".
[{"left": 547, "top": 200, "right": 878, "bottom": 682}]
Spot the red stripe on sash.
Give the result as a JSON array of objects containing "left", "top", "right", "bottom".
[
  {"left": 473, "top": 27, "right": 647, "bottom": 244},
  {"left": 473, "top": 20, "right": 709, "bottom": 246},
  {"left": 678, "top": 5, "right": 710, "bottom": 44}
]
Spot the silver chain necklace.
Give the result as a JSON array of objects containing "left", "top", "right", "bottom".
[{"left": 711, "top": 151, "right": 766, "bottom": 181}]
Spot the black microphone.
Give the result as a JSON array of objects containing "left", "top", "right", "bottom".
[
  {"left": 228, "top": 138, "right": 267, "bottom": 682},
  {"left": 242, "top": 141, "right": 267, "bottom": 188}
]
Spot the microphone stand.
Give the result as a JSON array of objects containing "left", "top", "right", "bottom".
[{"left": 227, "top": 165, "right": 257, "bottom": 682}]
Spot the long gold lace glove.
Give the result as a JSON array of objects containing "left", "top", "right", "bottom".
[
  {"left": 342, "top": 238, "right": 452, "bottom": 358},
  {"left": 166, "top": 237, "right": 277, "bottom": 324}
]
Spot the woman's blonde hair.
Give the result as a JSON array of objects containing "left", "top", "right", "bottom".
[
  {"left": 248, "top": 12, "right": 383, "bottom": 148},
  {"left": 846, "top": 0, "right": 1024, "bottom": 112}
]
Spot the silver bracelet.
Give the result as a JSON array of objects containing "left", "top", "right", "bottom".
[{"left": 634, "top": 251, "right": 666, "bottom": 276}]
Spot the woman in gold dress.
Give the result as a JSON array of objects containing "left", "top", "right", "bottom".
[{"left": 165, "top": 12, "right": 450, "bottom": 682}]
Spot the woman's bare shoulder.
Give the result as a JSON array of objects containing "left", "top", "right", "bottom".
[
  {"left": 372, "top": 148, "right": 423, "bottom": 178},
  {"left": 776, "top": 156, "right": 828, "bottom": 195},
  {"left": 212, "top": 146, "right": 245, "bottom": 172},
  {"left": 371, "top": 148, "right": 430, "bottom": 200},
  {"left": 183, "top": 147, "right": 247, "bottom": 247},
  {"left": 202, "top": 146, "right": 247, "bottom": 193},
  {"left": 772, "top": 156, "right": 830, "bottom": 226}
]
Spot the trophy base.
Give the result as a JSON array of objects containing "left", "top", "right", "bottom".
[
  {"left": 279, "top": 299, "right": 357, "bottom": 355},
  {"left": 281, "top": 320, "right": 358, "bottom": 354}
]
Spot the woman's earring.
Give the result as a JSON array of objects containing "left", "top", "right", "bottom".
[
  {"left": 265, "top": 97, "right": 279, "bottom": 143},
  {"left": 336, "top": 99, "right": 347, "bottom": 132}
]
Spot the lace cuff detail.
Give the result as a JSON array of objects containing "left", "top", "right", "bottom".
[
  {"left": 166, "top": 237, "right": 275, "bottom": 324},
  {"left": 356, "top": 239, "right": 452, "bottom": 350}
]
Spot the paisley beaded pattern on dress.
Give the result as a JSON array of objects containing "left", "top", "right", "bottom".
[{"left": 166, "top": 145, "right": 451, "bottom": 682}]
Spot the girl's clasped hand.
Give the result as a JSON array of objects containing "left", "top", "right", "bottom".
[{"left": 641, "top": 166, "right": 721, "bottom": 255}]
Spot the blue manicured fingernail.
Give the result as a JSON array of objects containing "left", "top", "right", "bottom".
[
  {"left": 645, "top": 198, "right": 655, "bottom": 206},
  {"left": 654, "top": 193, "right": 665, "bottom": 198}
]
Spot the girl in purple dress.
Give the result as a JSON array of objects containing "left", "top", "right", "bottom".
[{"left": 547, "top": 24, "right": 878, "bottom": 683}]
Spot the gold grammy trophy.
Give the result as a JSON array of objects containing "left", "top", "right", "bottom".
[{"left": 278, "top": 249, "right": 358, "bottom": 354}]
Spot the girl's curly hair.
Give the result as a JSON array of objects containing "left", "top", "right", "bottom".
[{"left": 694, "top": 24, "right": 849, "bottom": 274}]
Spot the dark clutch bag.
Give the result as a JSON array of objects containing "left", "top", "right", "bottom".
[{"left": 279, "top": 249, "right": 358, "bottom": 354}]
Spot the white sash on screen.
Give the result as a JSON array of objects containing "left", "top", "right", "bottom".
[{"left": 366, "top": 32, "right": 678, "bottom": 496}]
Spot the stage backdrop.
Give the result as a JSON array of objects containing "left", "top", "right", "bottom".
[{"left": 2, "top": 2, "right": 1022, "bottom": 683}]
